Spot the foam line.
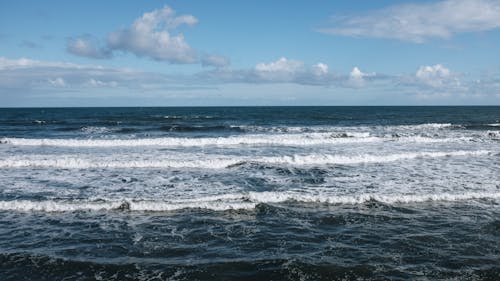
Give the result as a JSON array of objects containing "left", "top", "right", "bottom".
[
  {"left": 246, "top": 191, "right": 500, "bottom": 204},
  {"left": 0, "top": 157, "right": 240, "bottom": 169},
  {"left": 260, "top": 150, "right": 493, "bottom": 166},
  {"left": 1, "top": 191, "right": 499, "bottom": 212},
  {"left": 0, "top": 133, "right": 470, "bottom": 148},
  {"left": 0, "top": 150, "right": 494, "bottom": 169},
  {"left": 0, "top": 150, "right": 493, "bottom": 169},
  {"left": 0, "top": 134, "right": 378, "bottom": 147}
]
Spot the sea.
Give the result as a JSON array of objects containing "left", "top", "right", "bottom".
[{"left": 0, "top": 106, "right": 499, "bottom": 280}]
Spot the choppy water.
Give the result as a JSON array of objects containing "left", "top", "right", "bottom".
[{"left": 0, "top": 106, "right": 499, "bottom": 280}]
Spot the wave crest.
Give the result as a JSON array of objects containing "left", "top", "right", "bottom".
[
  {"left": 0, "top": 150, "right": 492, "bottom": 169},
  {"left": 1, "top": 191, "right": 499, "bottom": 212}
]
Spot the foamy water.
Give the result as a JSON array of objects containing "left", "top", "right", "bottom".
[{"left": 1, "top": 107, "right": 499, "bottom": 280}]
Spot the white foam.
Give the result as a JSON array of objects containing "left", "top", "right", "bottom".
[
  {"left": 0, "top": 199, "right": 255, "bottom": 212},
  {"left": 391, "top": 123, "right": 455, "bottom": 130},
  {"left": 246, "top": 191, "right": 500, "bottom": 205},
  {"left": 240, "top": 123, "right": 456, "bottom": 133},
  {"left": 259, "top": 150, "right": 493, "bottom": 166},
  {"left": 129, "top": 201, "right": 256, "bottom": 211},
  {"left": 0, "top": 157, "right": 240, "bottom": 169},
  {"left": 0, "top": 134, "right": 377, "bottom": 147},
  {"left": 0, "top": 132, "right": 470, "bottom": 148},
  {"left": 0, "top": 150, "right": 493, "bottom": 169},
  {"left": 80, "top": 126, "right": 111, "bottom": 134},
  {"left": 1, "top": 191, "right": 499, "bottom": 212},
  {"left": 413, "top": 123, "right": 454, "bottom": 129},
  {"left": 0, "top": 200, "right": 122, "bottom": 212}
]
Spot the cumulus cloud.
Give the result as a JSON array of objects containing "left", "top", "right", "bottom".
[
  {"left": 196, "top": 57, "right": 385, "bottom": 87},
  {"left": 400, "top": 64, "right": 471, "bottom": 99},
  {"left": 254, "top": 57, "right": 305, "bottom": 81},
  {"left": 312, "top": 63, "right": 329, "bottom": 76},
  {"left": 349, "top": 66, "right": 365, "bottom": 82},
  {"left": 255, "top": 57, "right": 304, "bottom": 73},
  {"left": 4, "top": 56, "right": 497, "bottom": 104},
  {"left": 66, "top": 6, "right": 199, "bottom": 64},
  {"left": 198, "top": 57, "right": 341, "bottom": 86},
  {"left": 48, "top": 77, "right": 66, "bottom": 87},
  {"left": 415, "top": 64, "right": 453, "bottom": 88},
  {"left": 252, "top": 58, "right": 340, "bottom": 85},
  {"left": 85, "top": 78, "right": 118, "bottom": 88},
  {"left": 319, "top": 0, "right": 500, "bottom": 42},
  {"left": 67, "top": 36, "right": 112, "bottom": 59},
  {"left": 107, "top": 6, "right": 198, "bottom": 63},
  {"left": 344, "top": 67, "right": 375, "bottom": 88}
]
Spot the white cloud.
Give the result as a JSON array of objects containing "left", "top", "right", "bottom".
[
  {"left": 197, "top": 58, "right": 338, "bottom": 85},
  {"left": 401, "top": 64, "right": 474, "bottom": 99},
  {"left": 350, "top": 67, "right": 364, "bottom": 79},
  {"left": 48, "top": 77, "right": 66, "bottom": 87},
  {"left": 254, "top": 57, "right": 305, "bottom": 82},
  {"left": 66, "top": 6, "right": 229, "bottom": 67},
  {"left": 85, "top": 79, "right": 118, "bottom": 88},
  {"left": 255, "top": 57, "right": 304, "bottom": 73},
  {"left": 67, "top": 36, "right": 111, "bottom": 59},
  {"left": 4, "top": 56, "right": 498, "bottom": 104},
  {"left": 0, "top": 57, "right": 94, "bottom": 70},
  {"left": 312, "top": 63, "right": 329, "bottom": 76},
  {"left": 345, "top": 66, "right": 375, "bottom": 88},
  {"left": 349, "top": 67, "right": 365, "bottom": 86},
  {"left": 412, "top": 64, "right": 465, "bottom": 93},
  {"left": 199, "top": 58, "right": 382, "bottom": 86},
  {"left": 0, "top": 57, "right": 180, "bottom": 92},
  {"left": 415, "top": 64, "right": 452, "bottom": 87},
  {"left": 107, "top": 6, "right": 198, "bottom": 63},
  {"left": 244, "top": 60, "right": 333, "bottom": 85},
  {"left": 319, "top": 0, "right": 500, "bottom": 42}
]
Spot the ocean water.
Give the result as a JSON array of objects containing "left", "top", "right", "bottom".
[{"left": 0, "top": 106, "right": 499, "bottom": 280}]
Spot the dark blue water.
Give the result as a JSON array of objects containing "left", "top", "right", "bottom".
[{"left": 0, "top": 107, "right": 499, "bottom": 280}]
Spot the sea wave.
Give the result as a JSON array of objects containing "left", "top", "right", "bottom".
[
  {"left": 1, "top": 191, "right": 499, "bottom": 212},
  {"left": 0, "top": 133, "right": 473, "bottom": 147},
  {"left": 0, "top": 150, "right": 493, "bottom": 169},
  {"left": 158, "top": 125, "right": 245, "bottom": 133},
  {"left": 253, "top": 150, "right": 494, "bottom": 166}
]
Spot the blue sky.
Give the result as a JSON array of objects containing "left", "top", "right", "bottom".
[{"left": 1, "top": 0, "right": 500, "bottom": 106}]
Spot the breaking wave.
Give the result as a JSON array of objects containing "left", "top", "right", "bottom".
[
  {"left": 1, "top": 191, "right": 499, "bottom": 212},
  {"left": 0, "top": 150, "right": 493, "bottom": 169},
  {"left": 0, "top": 133, "right": 476, "bottom": 148}
]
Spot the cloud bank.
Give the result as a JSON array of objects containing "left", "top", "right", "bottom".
[
  {"left": 0, "top": 57, "right": 181, "bottom": 92},
  {"left": 197, "top": 57, "right": 339, "bottom": 86},
  {"left": 1, "top": 56, "right": 498, "bottom": 105}
]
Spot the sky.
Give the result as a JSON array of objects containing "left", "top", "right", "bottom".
[{"left": 1, "top": 0, "right": 500, "bottom": 107}]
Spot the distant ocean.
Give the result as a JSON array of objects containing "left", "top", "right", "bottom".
[{"left": 0, "top": 106, "right": 499, "bottom": 280}]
